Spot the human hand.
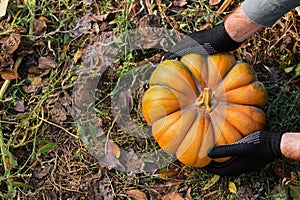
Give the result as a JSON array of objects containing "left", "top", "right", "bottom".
[
  {"left": 163, "top": 23, "right": 243, "bottom": 60},
  {"left": 205, "top": 131, "right": 284, "bottom": 176}
]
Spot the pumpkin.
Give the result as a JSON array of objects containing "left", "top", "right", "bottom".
[{"left": 142, "top": 53, "right": 267, "bottom": 167}]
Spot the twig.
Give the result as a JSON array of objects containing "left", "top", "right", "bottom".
[
  {"left": 216, "top": 0, "right": 233, "bottom": 14},
  {"left": 35, "top": 113, "right": 79, "bottom": 139}
]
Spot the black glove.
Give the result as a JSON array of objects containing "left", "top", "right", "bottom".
[
  {"left": 163, "top": 23, "right": 243, "bottom": 60},
  {"left": 205, "top": 131, "right": 284, "bottom": 176}
]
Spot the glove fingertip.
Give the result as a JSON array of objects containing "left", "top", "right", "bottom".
[{"left": 207, "top": 146, "right": 221, "bottom": 158}]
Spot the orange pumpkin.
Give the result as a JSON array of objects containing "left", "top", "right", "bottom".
[{"left": 142, "top": 53, "right": 267, "bottom": 167}]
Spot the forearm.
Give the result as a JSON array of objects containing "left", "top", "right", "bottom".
[
  {"left": 224, "top": 7, "right": 262, "bottom": 42},
  {"left": 280, "top": 132, "right": 300, "bottom": 161},
  {"left": 224, "top": 0, "right": 300, "bottom": 42}
]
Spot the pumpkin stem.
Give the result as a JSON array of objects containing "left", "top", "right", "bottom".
[{"left": 195, "top": 88, "right": 218, "bottom": 112}]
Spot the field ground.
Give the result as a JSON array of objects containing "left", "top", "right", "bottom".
[{"left": 0, "top": 0, "right": 300, "bottom": 199}]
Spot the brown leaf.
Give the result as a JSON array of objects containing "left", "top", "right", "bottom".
[
  {"left": 0, "top": 52, "right": 14, "bottom": 68},
  {"left": 14, "top": 99, "right": 25, "bottom": 112},
  {"left": 38, "top": 16, "right": 51, "bottom": 23},
  {"left": 126, "top": 189, "right": 147, "bottom": 200},
  {"left": 2, "top": 33, "right": 21, "bottom": 54},
  {"left": 38, "top": 57, "right": 58, "bottom": 69},
  {"left": 90, "top": 13, "right": 109, "bottom": 22},
  {"left": 90, "top": 12, "right": 118, "bottom": 22},
  {"left": 73, "top": 48, "right": 83, "bottom": 64},
  {"left": 70, "top": 14, "right": 91, "bottom": 38},
  {"left": 1, "top": 69, "right": 19, "bottom": 80},
  {"left": 28, "top": 66, "right": 40, "bottom": 74},
  {"left": 33, "top": 165, "right": 50, "bottom": 179},
  {"left": 162, "top": 192, "right": 184, "bottom": 200},
  {"left": 107, "top": 140, "right": 121, "bottom": 158},
  {"left": 173, "top": 0, "right": 187, "bottom": 7},
  {"left": 209, "top": 0, "right": 221, "bottom": 6},
  {"left": 34, "top": 19, "right": 47, "bottom": 36},
  {"left": 157, "top": 169, "right": 178, "bottom": 180}
]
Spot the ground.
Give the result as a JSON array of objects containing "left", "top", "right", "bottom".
[{"left": 0, "top": 0, "right": 300, "bottom": 199}]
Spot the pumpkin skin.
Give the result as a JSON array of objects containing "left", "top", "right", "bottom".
[{"left": 142, "top": 53, "right": 267, "bottom": 167}]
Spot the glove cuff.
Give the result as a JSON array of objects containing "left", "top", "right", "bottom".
[
  {"left": 261, "top": 131, "right": 285, "bottom": 159},
  {"left": 210, "top": 23, "right": 244, "bottom": 52}
]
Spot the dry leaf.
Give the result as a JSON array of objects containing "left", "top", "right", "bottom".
[
  {"left": 173, "top": 0, "right": 187, "bottom": 7},
  {"left": 126, "top": 189, "right": 147, "bottom": 200},
  {"left": 228, "top": 181, "right": 237, "bottom": 194},
  {"left": 28, "top": 66, "right": 40, "bottom": 74},
  {"left": 157, "top": 169, "right": 178, "bottom": 180},
  {"left": 38, "top": 57, "right": 58, "bottom": 69},
  {"left": 34, "top": 19, "right": 47, "bottom": 36},
  {"left": 2, "top": 34, "right": 21, "bottom": 54},
  {"left": 90, "top": 13, "right": 109, "bottom": 22},
  {"left": 27, "top": 74, "right": 42, "bottom": 86},
  {"left": 1, "top": 69, "right": 19, "bottom": 80},
  {"left": 70, "top": 14, "right": 91, "bottom": 38},
  {"left": 38, "top": 16, "right": 51, "bottom": 23},
  {"left": 107, "top": 140, "right": 121, "bottom": 158},
  {"left": 33, "top": 165, "right": 50, "bottom": 179},
  {"left": 209, "top": 0, "right": 221, "bottom": 6},
  {"left": 74, "top": 48, "right": 83, "bottom": 64},
  {"left": 14, "top": 99, "right": 25, "bottom": 112},
  {"left": 162, "top": 192, "right": 184, "bottom": 200}
]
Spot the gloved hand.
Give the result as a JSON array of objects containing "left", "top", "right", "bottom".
[
  {"left": 205, "top": 131, "right": 285, "bottom": 176},
  {"left": 163, "top": 23, "right": 243, "bottom": 60}
]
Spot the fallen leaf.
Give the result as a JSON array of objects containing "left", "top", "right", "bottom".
[
  {"left": 126, "top": 189, "right": 147, "bottom": 200},
  {"left": 70, "top": 14, "right": 91, "bottom": 38},
  {"left": 28, "top": 66, "right": 40, "bottom": 74},
  {"left": 73, "top": 48, "right": 83, "bottom": 64},
  {"left": 48, "top": 103, "right": 68, "bottom": 123},
  {"left": 90, "top": 13, "right": 109, "bottom": 22},
  {"left": 228, "top": 181, "right": 237, "bottom": 194},
  {"left": 209, "top": 0, "right": 221, "bottom": 6},
  {"left": 0, "top": 52, "right": 14, "bottom": 68},
  {"left": 2, "top": 33, "right": 21, "bottom": 54},
  {"left": 38, "top": 57, "right": 58, "bottom": 69},
  {"left": 33, "top": 165, "right": 50, "bottom": 179},
  {"left": 173, "top": 0, "right": 187, "bottom": 7},
  {"left": 34, "top": 19, "right": 47, "bottom": 36},
  {"left": 98, "top": 153, "right": 125, "bottom": 171},
  {"left": 14, "top": 99, "right": 25, "bottom": 112},
  {"left": 107, "top": 140, "right": 121, "bottom": 158},
  {"left": 27, "top": 74, "right": 42, "bottom": 86},
  {"left": 0, "top": 0, "right": 9, "bottom": 17},
  {"left": 162, "top": 192, "right": 184, "bottom": 200},
  {"left": 1, "top": 69, "right": 19, "bottom": 80},
  {"left": 38, "top": 16, "right": 51, "bottom": 23},
  {"left": 157, "top": 169, "right": 178, "bottom": 180}
]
